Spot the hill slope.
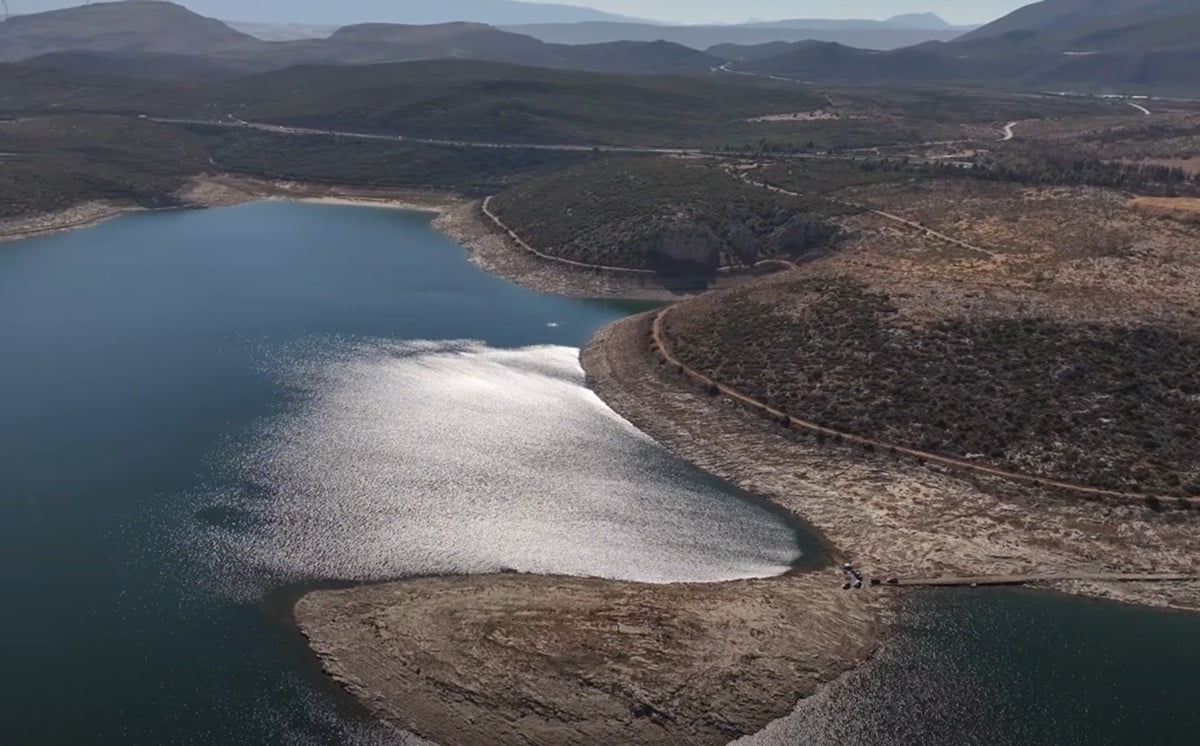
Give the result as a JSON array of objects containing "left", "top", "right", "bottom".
[
  {"left": 0, "top": 0, "right": 260, "bottom": 61},
  {"left": 960, "top": 0, "right": 1197, "bottom": 45},
  {"left": 230, "top": 59, "right": 824, "bottom": 146},
  {"left": 504, "top": 20, "right": 969, "bottom": 52},
  {"left": 0, "top": 2, "right": 714, "bottom": 76},
  {"left": 736, "top": 0, "right": 1200, "bottom": 93},
  {"left": 205, "top": 0, "right": 634, "bottom": 25}
]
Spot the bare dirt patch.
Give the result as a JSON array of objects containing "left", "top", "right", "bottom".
[
  {"left": 832, "top": 179, "right": 1200, "bottom": 322},
  {"left": 745, "top": 110, "right": 864, "bottom": 123},
  {"left": 1132, "top": 196, "right": 1200, "bottom": 224},
  {"left": 297, "top": 573, "right": 881, "bottom": 746}
]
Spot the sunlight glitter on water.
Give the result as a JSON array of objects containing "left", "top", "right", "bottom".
[{"left": 196, "top": 340, "right": 804, "bottom": 594}]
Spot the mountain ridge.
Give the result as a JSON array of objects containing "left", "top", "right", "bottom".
[
  {"left": 731, "top": 0, "right": 1200, "bottom": 93},
  {"left": 0, "top": 2, "right": 719, "bottom": 76}
]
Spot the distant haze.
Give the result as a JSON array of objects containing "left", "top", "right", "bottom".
[
  {"left": 8, "top": 0, "right": 1031, "bottom": 25},
  {"left": 535, "top": 0, "right": 1029, "bottom": 25}
]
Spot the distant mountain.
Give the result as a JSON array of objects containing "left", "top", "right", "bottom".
[
  {"left": 104, "top": 0, "right": 636, "bottom": 25},
  {"left": 732, "top": 0, "right": 1200, "bottom": 93},
  {"left": 505, "top": 16, "right": 973, "bottom": 52},
  {"left": 554, "top": 40, "right": 720, "bottom": 75},
  {"left": 2, "top": 3, "right": 716, "bottom": 77},
  {"left": 885, "top": 13, "right": 954, "bottom": 30},
  {"left": 0, "top": 1, "right": 260, "bottom": 60},
  {"left": 231, "top": 22, "right": 722, "bottom": 76},
  {"left": 960, "top": 0, "right": 1196, "bottom": 44},
  {"left": 739, "top": 13, "right": 956, "bottom": 31},
  {"left": 227, "top": 22, "right": 338, "bottom": 41}
]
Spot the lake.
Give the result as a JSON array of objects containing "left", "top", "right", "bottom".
[{"left": 0, "top": 202, "right": 1196, "bottom": 744}]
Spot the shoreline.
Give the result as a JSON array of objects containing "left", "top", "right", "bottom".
[
  {"left": 295, "top": 572, "right": 883, "bottom": 746},
  {"left": 580, "top": 311, "right": 1200, "bottom": 612},
  {"left": 0, "top": 174, "right": 749, "bottom": 302},
  {"left": 0, "top": 174, "right": 467, "bottom": 246},
  {"left": 0, "top": 201, "right": 158, "bottom": 244},
  {"left": 434, "top": 199, "right": 776, "bottom": 301}
]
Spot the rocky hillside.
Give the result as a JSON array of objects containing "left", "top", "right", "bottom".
[{"left": 489, "top": 158, "right": 848, "bottom": 274}]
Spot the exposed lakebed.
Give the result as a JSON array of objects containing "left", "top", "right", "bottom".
[{"left": 0, "top": 202, "right": 1196, "bottom": 744}]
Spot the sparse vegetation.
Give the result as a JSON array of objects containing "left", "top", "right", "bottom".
[
  {"left": 490, "top": 158, "right": 850, "bottom": 273},
  {"left": 664, "top": 276, "right": 1200, "bottom": 496},
  {"left": 0, "top": 115, "right": 595, "bottom": 218}
]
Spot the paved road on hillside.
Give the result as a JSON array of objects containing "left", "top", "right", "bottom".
[{"left": 150, "top": 116, "right": 700, "bottom": 155}]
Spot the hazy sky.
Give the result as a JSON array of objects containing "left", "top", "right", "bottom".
[
  {"left": 562, "top": 1, "right": 1027, "bottom": 25},
  {"left": 12, "top": 0, "right": 1030, "bottom": 26}
]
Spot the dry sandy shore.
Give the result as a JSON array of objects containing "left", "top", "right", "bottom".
[
  {"left": 296, "top": 573, "right": 880, "bottom": 746},
  {"left": 583, "top": 312, "right": 1200, "bottom": 612},
  {"left": 0, "top": 200, "right": 150, "bottom": 244},
  {"left": 0, "top": 174, "right": 464, "bottom": 245}
]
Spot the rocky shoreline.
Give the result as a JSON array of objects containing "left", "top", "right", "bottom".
[
  {"left": 433, "top": 199, "right": 775, "bottom": 301},
  {"left": 0, "top": 174, "right": 466, "bottom": 245},
  {"left": 0, "top": 200, "right": 153, "bottom": 244},
  {"left": 581, "top": 311, "right": 1200, "bottom": 612}
]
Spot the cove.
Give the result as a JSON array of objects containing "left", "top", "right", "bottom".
[
  {"left": 0, "top": 202, "right": 815, "bottom": 744},
  {"left": 1, "top": 202, "right": 1198, "bottom": 745}
]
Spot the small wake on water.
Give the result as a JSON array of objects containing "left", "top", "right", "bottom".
[{"left": 186, "top": 339, "right": 803, "bottom": 599}]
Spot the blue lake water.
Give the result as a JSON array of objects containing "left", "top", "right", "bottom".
[{"left": 0, "top": 202, "right": 1196, "bottom": 745}]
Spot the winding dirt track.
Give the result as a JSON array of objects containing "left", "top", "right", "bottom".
[
  {"left": 649, "top": 304, "right": 1200, "bottom": 509},
  {"left": 733, "top": 169, "right": 998, "bottom": 258},
  {"left": 482, "top": 196, "right": 657, "bottom": 275},
  {"left": 482, "top": 196, "right": 800, "bottom": 276},
  {"left": 152, "top": 116, "right": 698, "bottom": 155}
]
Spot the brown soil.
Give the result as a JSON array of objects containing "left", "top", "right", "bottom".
[
  {"left": 296, "top": 573, "right": 881, "bottom": 746},
  {"left": 1132, "top": 196, "right": 1200, "bottom": 224},
  {"left": 831, "top": 179, "right": 1200, "bottom": 323}
]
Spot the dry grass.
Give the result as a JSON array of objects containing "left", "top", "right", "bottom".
[{"left": 1132, "top": 196, "right": 1200, "bottom": 224}]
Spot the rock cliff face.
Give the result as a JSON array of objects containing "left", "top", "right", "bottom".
[{"left": 646, "top": 222, "right": 723, "bottom": 272}]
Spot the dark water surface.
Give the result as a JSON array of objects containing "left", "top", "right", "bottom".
[
  {"left": 1, "top": 203, "right": 1197, "bottom": 744},
  {"left": 0, "top": 203, "right": 811, "bottom": 744}
]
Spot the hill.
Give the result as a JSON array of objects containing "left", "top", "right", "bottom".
[
  {"left": 0, "top": 0, "right": 260, "bottom": 60},
  {"left": 505, "top": 16, "right": 971, "bottom": 52},
  {"left": 489, "top": 157, "right": 847, "bottom": 274},
  {"left": 0, "top": 3, "right": 716, "bottom": 77},
  {"left": 733, "top": 0, "right": 1200, "bottom": 93},
  {"left": 960, "top": 0, "right": 1196, "bottom": 45},
  {"left": 230, "top": 60, "right": 825, "bottom": 146},
  {"left": 25, "top": 50, "right": 261, "bottom": 79},
  {"left": 202, "top": 0, "right": 634, "bottom": 25}
]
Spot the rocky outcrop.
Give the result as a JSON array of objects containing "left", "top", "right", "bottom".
[{"left": 646, "top": 221, "right": 722, "bottom": 272}]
